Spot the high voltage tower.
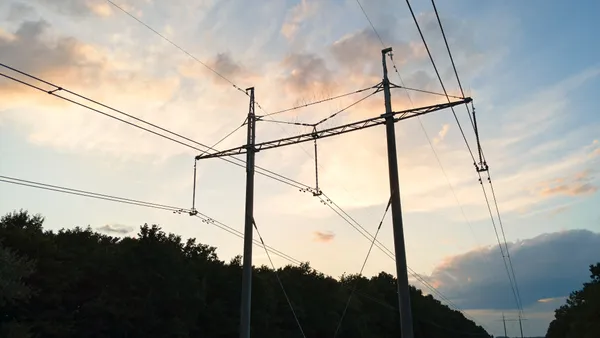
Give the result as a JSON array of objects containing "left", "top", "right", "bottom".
[{"left": 192, "top": 48, "right": 473, "bottom": 338}]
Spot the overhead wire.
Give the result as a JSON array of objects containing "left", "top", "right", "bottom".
[
  {"left": 333, "top": 197, "right": 392, "bottom": 337},
  {"left": 390, "top": 84, "right": 463, "bottom": 99},
  {"left": 313, "top": 89, "right": 380, "bottom": 126},
  {"left": 2, "top": 174, "right": 484, "bottom": 332},
  {"left": 351, "top": 0, "right": 479, "bottom": 247},
  {"left": 259, "top": 89, "right": 380, "bottom": 128},
  {"left": 262, "top": 86, "right": 377, "bottom": 117},
  {"left": 0, "top": 64, "right": 311, "bottom": 192},
  {"left": 429, "top": 0, "right": 523, "bottom": 316},
  {"left": 426, "top": 0, "right": 524, "bottom": 316},
  {"left": 253, "top": 219, "right": 307, "bottom": 338},
  {"left": 350, "top": 0, "right": 479, "bottom": 315},
  {"left": 104, "top": 0, "right": 268, "bottom": 114},
  {"left": 105, "top": 0, "right": 244, "bottom": 95},
  {"left": 0, "top": 176, "right": 189, "bottom": 213},
  {"left": 0, "top": 173, "right": 303, "bottom": 265},
  {"left": 45, "top": 1, "right": 508, "bottom": 331},
  {"left": 403, "top": 0, "right": 477, "bottom": 165},
  {"left": 318, "top": 194, "right": 468, "bottom": 317}
]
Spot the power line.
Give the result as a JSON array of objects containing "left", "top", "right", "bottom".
[
  {"left": 253, "top": 219, "right": 306, "bottom": 338},
  {"left": 105, "top": 0, "right": 268, "bottom": 114},
  {"left": 427, "top": 0, "right": 524, "bottom": 316},
  {"left": 105, "top": 0, "right": 244, "bottom": 94},
  {"left": 352, "top": 0, "right": 479, "bottom": 247},
  {"left": 354, "top": 0, "right": 385, "bottom": 46},
  {"left": 1, "top": 173, "right": 486, "bottom": 332},
  {"left": 390, "top": 84, "right": 463, "bottom": 99},
  {"left": 319, "top": 193, "right": 470, "bottom": 318},
  {"left": 349, "top": 1, "right": 480, "bottom": 320},
  {"left": 262, "top": 86, "right": 377, "bottom": 117},
  {"left": 0, "top": 173, "right": 304, "bottom": 265},
  {"left": 403, "top": 0, "right": 477, "bottom": 165},
  {"left": 0, "top": 64, "right": 311, "bottom": 192},
  {"left": 0, "top": 177, "right": 188, "bottom": 213},
  {"left": 334, "top": 197, "right": 392, "bottom": 337},
  {"left": 313, "top": 89, "right": 379, "bottom": 126}
]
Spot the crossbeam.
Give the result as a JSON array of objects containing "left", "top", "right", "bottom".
[{"left": 196, "top": 97, "right": 471, "bottom": 160}]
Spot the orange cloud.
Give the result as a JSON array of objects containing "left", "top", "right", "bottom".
[
  {"left": 537, "top": 170, "right": 598, "bottom": 197},
  {"left": 313, "top": 231, "right": 335, "bottom": 243}
]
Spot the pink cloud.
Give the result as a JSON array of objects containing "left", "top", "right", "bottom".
[{"left": 313, "top": 231, "right": 335, "bottom": 243}]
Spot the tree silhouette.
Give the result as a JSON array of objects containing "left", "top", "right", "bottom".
[
  {"left": 546, "top": 262, "right": 600, "bottom": 338},
  {"left": 0, "top": 210, "right": 490, "bottom": 337}
]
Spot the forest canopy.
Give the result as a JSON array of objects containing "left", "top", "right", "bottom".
[
  {"left": 545, "top": 262, "right": 600, "bottom": 338},
  {"left": 0, "top": 210, "right": 490, "bottom": 338}
]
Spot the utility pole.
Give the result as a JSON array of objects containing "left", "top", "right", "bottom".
[
  {"left": 502, "top": 313, "right": 508, "bottom": 338},
  {"left": 239, "top": 87, "right": 256, "bottom": 338},
  {"left": 518, "top": 313, "right": 524, "bottom": 338},
  {"left": 381, "top": 47, "right": 414, "bottom": 338}
]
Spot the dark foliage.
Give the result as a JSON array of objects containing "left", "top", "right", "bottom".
[
  {"left": 546, "top": 262, "right": 600, "bottom": 338},
  {"left": 0, "top": 210, "right": 490, "bottom": 337}
]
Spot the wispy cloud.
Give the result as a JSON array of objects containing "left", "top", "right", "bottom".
[
  {"left": 538, "top": 297, "right": 566, "bottom": 304},
  {"left": 96, "top": 223, "right": 134, "bottom": 235},
  {"left": 536, "top": 170, "right": 598, "bottom": 197},
  {"left": 433, "top": 124, "right": 450, "bottom": 145},
  {"left": 313, "top": 231, "right": 335, "bottom": 243}
]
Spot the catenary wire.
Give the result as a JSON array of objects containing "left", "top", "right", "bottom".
[
  {"left": 318, "top": 193, "right": 469, "bottom": 317},
  {"left": 0, "top": 177, "right": 187, "bottom": 213},
  {"left": 427, "top": 0, "right": 524, "bottom": 315},
  {"left": 403, "top": 0, "right": 523, "bottom": 319},
  {"left": 429, "top": 0, "right": 523, "bottom": 316},
  {"left": 403, "top": 0, "right": 477, "bottom": 165},
  {"left": 0, "top": 174, "right": 303, "bottom": 265},
  {"left": 0, "top": 64, "right": 311, "bottom": 191},
  {"left": 352, "top": 1, "right": 480, "bottom": 246},
  {"left": 333, "top": 197, "right": 392, "bottom": 337},
  {"left": 253, "top": 219, "right": 307, "bottom": 338},
  {"left": 262, "top": 85, "right": 377, "bottom": 117},
  {"left": 104, "top": 0, "right": 268, "bottom": 114},
  {"left": 2, "top": 174, "right": 483, "bottom": 331}
]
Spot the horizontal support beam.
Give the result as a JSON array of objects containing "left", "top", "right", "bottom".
[{"left": 196, "top": 98, "right": 471, "bottom": 160}]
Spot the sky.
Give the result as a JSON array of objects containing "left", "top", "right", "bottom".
[{"left": 0, "top": 0, "right": 599, "bottom": 336}]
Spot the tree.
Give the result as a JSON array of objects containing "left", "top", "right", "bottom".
[
  {"left": 546, "top": 263, "right": 600, "bottom": 338},
  {"left": 0, "top": 210, "right": 491, "bottom": 337}
]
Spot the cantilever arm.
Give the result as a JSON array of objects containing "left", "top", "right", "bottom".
[{"left": 196, "top": 98, "right": 471, "bottom": 160}]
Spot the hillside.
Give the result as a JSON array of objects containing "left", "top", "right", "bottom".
[{"left": 0, "top": 210, "right": 490, "bottom": 337}]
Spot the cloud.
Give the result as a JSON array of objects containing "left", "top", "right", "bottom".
[
  {"left": 535, "top": 170, "right": 598, "bottom": 197},
  {"left": 427, "top": 229, "right": 600, "bottom": 310},
  {"left": 281, "top": 0, "right": 319, "bottom": 40},
  {"left": 280, "top": 53, "right": 336, "bottom": 96},
  {"left": 537, "top": 297, "right": 566, "bottom": 304},
  {"left": 195, "top": 52, "right": 258, "bottom": 86},
  {"left": 433, "top": 124, "right": 450, "bottom": 145},
  {"left": 6, "top": 3, "right": 36, "bottom": 22},
  {"left": 313, "top": 231, "right": 335, "bottom": 243},
  {"left": 96, "top": 223, "right": 134, "bottom": 234},
  {"left": 33, "top": 0, "right": 114, "bottom": 18},
  {"left": 0, "top": 20, "right": 99, "bottom": 78}
]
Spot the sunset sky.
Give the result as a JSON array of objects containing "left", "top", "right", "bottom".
[{"left": 1, "top": 0, "right": 599, "bottom": 336}]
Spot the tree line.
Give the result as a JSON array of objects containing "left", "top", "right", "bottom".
[
  {"left": 0, "top": 210, "right": 490, "bottom": 337},
  {"left": 545, "top": 262, "right": 599, "bottom": 338}
]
